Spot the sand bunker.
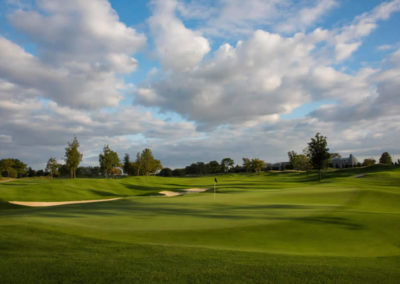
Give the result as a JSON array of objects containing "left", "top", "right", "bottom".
[
  {"left": 159, "top": 191, "right": 183, "bottom": 197},
  {"left": 159, "top": 188, "right": 210, "bottom": 197},
  {"left": 355, "top": 174, "right": 366, "bottom": 178},
  {"left": 8, "top": 197, "right": 121, "bottom": 207},
  {"left": 0, "top": 178, "right": 15, "bottom": 183}
]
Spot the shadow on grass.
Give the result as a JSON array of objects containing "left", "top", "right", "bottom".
[
  {"left": 1, "top": 197, "right": 364, "bottom": 231},
  {"left": 296, "top": 216, "right": 365, "bottom": 230},
  {"left": 0, "top": 200, "right": 24, "bottom": 211},
  {"left": 88, "top": 189, "right": 121, "bottom": 197},
  {"left": 0, "top": 198, "right": 330, "bottom": 222}
]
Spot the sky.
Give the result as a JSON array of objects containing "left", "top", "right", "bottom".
[{"left": 0, "top": 0, "right": 399, "bottom": 169}]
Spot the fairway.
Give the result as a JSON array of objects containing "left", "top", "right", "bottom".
[{"left": 1, "top": 166, "right": 400, "bottom": 283}]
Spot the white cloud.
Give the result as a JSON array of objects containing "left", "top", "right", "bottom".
[
  {"left": 0, "top": 95, "right": 200, "bottom": 168},
  {"left": 377, "top": 44, "right": 393, "bottom": 51},
  {"left": 149, "top": 0, "right": 210, "bottom": 71},
  {"left": 0, "top": 0, "right": 146, "bottom": 109},
  {"left": 277, "top": 0, "right": 337, "bottom": 33},
  {"left": 136, "top": 29, "right": 374, "bottom": 128},
  {"left": 178, "top": 0, "right": 338, "bottom": 37},
  {"left": 0, "top": 135, "right": 12, "bottom": 143},
  {"left": 312, "top": 48, "right": 400, "bottom": 122},
  {"left": 331, "top": 0, "right": 400, "bottom": 61},
  {"left": 9, "top": 0, "right": 145, "bottom": 70},
  {"left": 1, "top": 0, "right": 399, "bottom": 170}
]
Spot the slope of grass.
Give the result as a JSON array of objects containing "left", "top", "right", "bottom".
[{"left": 0, "top": 166, "right": 399, "bottom": 282}]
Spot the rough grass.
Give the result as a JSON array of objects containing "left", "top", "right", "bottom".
[{"left": 0, "top": 166, "right": 399, "bottom": 283}]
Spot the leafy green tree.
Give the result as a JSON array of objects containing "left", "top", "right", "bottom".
[
  {"left": 8, "top": 167, "right": 18, "bottom": 178},
  {"left": 0, "top": 159, "right": 14, "bottom": 177},
  {"left": 288, "top": 151, "right": 297, "bottom": 165},
  {"left": 128, "top": 161, "right": 139, "bottom": 176},
  {"left": 135, "top": 152, "right": 142, "bottom": 176},
  {"left": 207, "top": 160, "right": 220, "bottom": 174},
  {"left": 76, "top": 166, "right": 101, "bottom": 177},
  {"left": 99, "top": 145, "right": 120, "bottom": 177},
  {"left": 159, "top": 168, "right": 172, "bottom": 177},
  {"left": 362, "top": 158, "right": 376, "bottom": 167},
  {"left": 0, "top": 159, "right": 26, "bottom": 178},
  {"left": 379, "top": 152, "right": 392, "bottom": 165},
  {"left": 123, "top": 154, "right": 131, "bottom": 175},
  {"left": 251, "top": 158, "right": 266, "bottom": 174},
  {"left": 13, "top": 159, "right": 27, "bottom": 177},
  {"left": 221, "top": 158, "right": 234, "bottom": 173},
  {"left": 242, "top": 158, "right": 251, "bottom": 172},
  {"left": 139, "top": 148, "right": 162, "bottom": 176},
  {"left": 185, "top": 162, "right": 207, "bottom": 175},
  {"left": 46, "top": 157, "right": 60, "bottom": 178},
  {"left": 172, "top": 168, "right": 186, "bottom": 176},
  {"left": 307, "top": 133, "right": 330, "bottom": 181},
  {"left": 65, "top": 136, "right": 82, "bottom": 178},
  {"left": 27, "top": 167, "right": 36, "bottom": 177},
  {"left": 288, "top": 151, "right": 310, "bottom": 171}
]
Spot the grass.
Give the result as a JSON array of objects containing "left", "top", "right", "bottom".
[{"left": 0, "top": 166, "right": 400, "bottom": 283}]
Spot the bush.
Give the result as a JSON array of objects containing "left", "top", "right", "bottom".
[
  {"left": 8, "top": 168, "right": 18, "bottom": 178},
  {"left": 159, "top": 168, "right": 172, "bottom": 177},
  {"left": 172, "top": 169, "right": 186, "bottom": 177}
]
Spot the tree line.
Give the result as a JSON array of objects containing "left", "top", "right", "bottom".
[
  {"left": 1, "top": 134, "right": 398, "bottom": 179},
  {"left": 1, "top": 137, "right": 162, "bottom": 178},
  {"left": 287, "top": 133, "right": 396, "bottom": 181}
]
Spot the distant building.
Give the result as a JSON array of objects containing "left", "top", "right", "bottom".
[{"left": 331, "top": 154, "right": 358, "bottom": 168}]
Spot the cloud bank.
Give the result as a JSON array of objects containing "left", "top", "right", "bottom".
[{"left": 0, "top": 0, "right": 399, "bottom": 169}]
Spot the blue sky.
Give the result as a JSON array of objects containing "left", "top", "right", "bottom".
[{"left": 0, "top": 0, "right": 399, "bottom": 169}]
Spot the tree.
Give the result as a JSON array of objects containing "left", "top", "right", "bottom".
[
  {"left": 46, "top": 157, "right": 60, "bottom": 178},
  {"left": 123, "top": 154, "right": 131, "bottom": 175},
  {"left": 65, "top": 136, "right": 82, "bottom": 178},
  {"left": 27, "top": 167, "right": 36, "bottom": 177},
  {"left": 159, "top": 168, "right": 172, "bottom": 177},
  {"left": 307, "top": 133, "right": 330, "bottom": 181},
  {"left": 139, "top": 148, "right": 162, "bottom": 176},
  {"left": 251, "top": 158, "right": 266, "bottom": 174},
  {"left": 0, "top": 159, "right": 14, "bottom": 177},
  {"left": 8, "top": 167, "right": 18, "bottom": 178},
  {"left": 207, "top": 160, "right": 220, "bottom": 174},
  {"left": 221, "top": 158, "right": 234, "bottom": 173},
  {"left": 362, "top": 158, "right": 376, "bottom": 167},
  {"left": 36, "top": 169, "right": 45, "bottom": 176},
  {"left": 288, "top": 151, "right": 310, "bottom": 171},
  {"left": 99, "top": 145, "right": 120, "bottom": 177},
  {"left": 242, "top": 158, "right": 251, "bottom": 172},
  {"left": 172, "top": 168, "right": 186, "bottom": 176},
  {"left": 379, "top": 152, "right": 392, "bottom": 165},
  {"left": 12, "top": 159, "right": 27, "bottom": 177},
  {"left": 0, "top": 159, "right": 27, "bottom": 178},
  {"left": 185, "top": 162, "right": 207, "bottom": 175},
  {"left": 135, "top": 152, "right": 142, "bottom": 176},
  {"left": 76, "top": 166, "right": 101, "bottom": 177}
]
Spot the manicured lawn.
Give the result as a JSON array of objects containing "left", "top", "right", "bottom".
[{"left": 1, "top": 166, "right": 399, "bottom": 283}]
